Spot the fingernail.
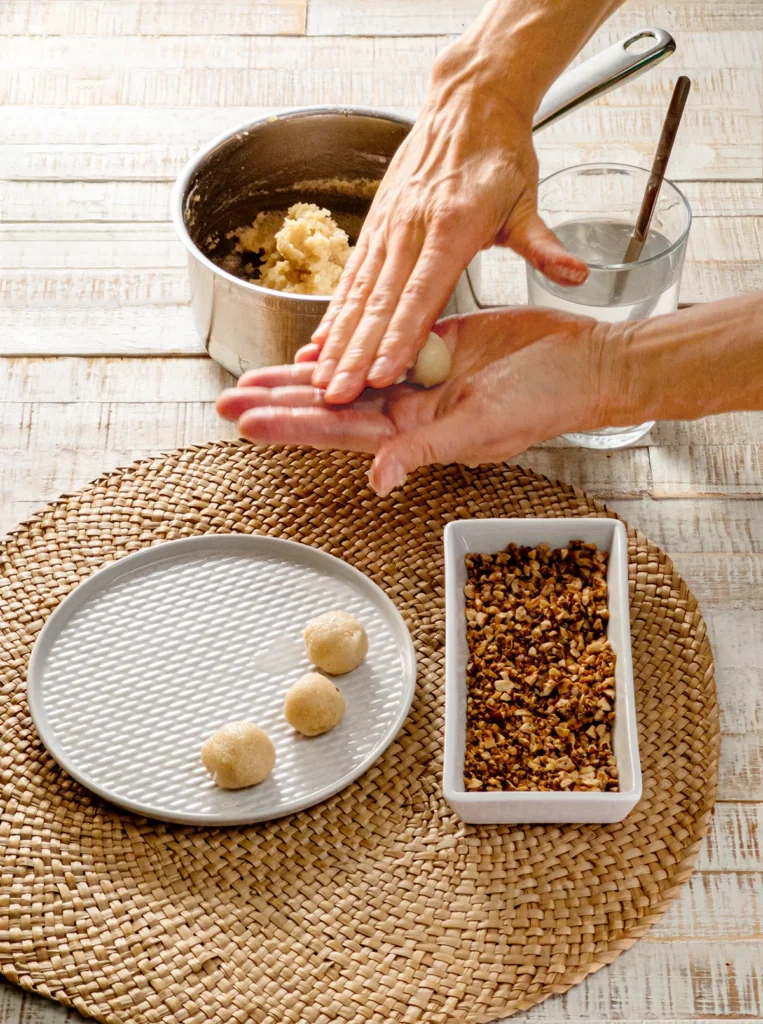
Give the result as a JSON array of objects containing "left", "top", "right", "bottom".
[
  {"left": 324, "top": 371, "right": 353, "bottom": 401},
  {"left": 368, "top": 356, "right": 393, "bottom": 383},
  {"left": 560, "top": 264, "right": 588, "bottom": 284},
  {"left": 375, "top": 458, "right": 406, "bottom": 496},
  {"left": 312, "top": 360, "right": 336, "bottom": 386}
]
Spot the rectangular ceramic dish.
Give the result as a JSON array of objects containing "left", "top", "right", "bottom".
[{"left": 443, "top": 518, "right": 641, "bottom": 824}]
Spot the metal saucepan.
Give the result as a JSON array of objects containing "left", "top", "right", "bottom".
[{"left": 171, "top": 29, "right": 675, "bottom": 377}]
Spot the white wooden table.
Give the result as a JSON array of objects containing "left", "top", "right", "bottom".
[{"left": 2, "top": 2, "right": 762, "bottom": 1021}]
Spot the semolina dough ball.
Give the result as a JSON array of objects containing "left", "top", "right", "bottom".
[
  {"left": 303, "top": 610, "right": 368, "bottom": 675},
  {"left": 200, "top": 722, "right": 275, "bottom": 789},
  {"left": 408, "top": 331, "right": 451, "bottom": 387},
  {"left": 284, "top": 672, "right": 345, "bottom": 736}
]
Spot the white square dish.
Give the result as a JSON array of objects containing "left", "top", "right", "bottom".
[{"left": 443, "top": 518, "right": 641, "bottom": 824}]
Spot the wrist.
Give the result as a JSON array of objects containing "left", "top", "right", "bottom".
[
  {"left": 579, "top": 319, "right": 638, "bottom": 431},
  {"left": 432, "top": 21, "right": 548, "bottom": 118}
]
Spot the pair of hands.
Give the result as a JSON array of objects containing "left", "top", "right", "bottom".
[
  {"left": 218, "top": 21, "right": 604, "bottom": 487},
  {"left": 217, "top": 308, "right": 613, "bottom": 495},
  {"left": 307, "top": 43, "right": 587, "bottom": 405}
]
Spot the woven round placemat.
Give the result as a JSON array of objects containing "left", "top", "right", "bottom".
[{"left": 0, "top": 442, "right": 719, "bottom": 1024}]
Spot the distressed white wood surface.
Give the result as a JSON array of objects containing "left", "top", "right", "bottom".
[{"left": 1, "top": 1, "right": 761, "bottom": 1022}]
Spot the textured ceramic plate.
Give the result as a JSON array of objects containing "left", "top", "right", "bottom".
[{"left": 28, "top": 535, "right": 416, "bottom": 826}]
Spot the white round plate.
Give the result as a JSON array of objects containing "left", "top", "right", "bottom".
[{"left": 28, "top": 535, "right": 416, "bottom": 826}]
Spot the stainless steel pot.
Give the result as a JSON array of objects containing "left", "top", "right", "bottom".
[{"left": 171, "top": 28, "right": 674, "bottom": 378}]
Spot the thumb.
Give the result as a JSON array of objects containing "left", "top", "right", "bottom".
[
  {"left": 498, "top": 203, "right": 588, "bottom": 288},
  {"left": 368, "top": 415, "right": 470, "bottom": 496}
]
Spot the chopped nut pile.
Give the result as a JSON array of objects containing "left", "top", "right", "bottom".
[{"left": 463, "top": 542, "right": 618, "bottom": 793}]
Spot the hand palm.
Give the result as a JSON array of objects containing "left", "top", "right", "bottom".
[{"left": 216, "top": 308, "right": 597, "bottom": 494}]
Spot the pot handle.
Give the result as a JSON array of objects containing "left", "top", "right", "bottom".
[{"left": 532, "top": 28, "right": 675, "bottom": 132}]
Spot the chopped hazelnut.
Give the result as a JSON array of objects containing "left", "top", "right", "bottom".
[{"left": 462, "top": 541, "right": 618, "bottom": 793}]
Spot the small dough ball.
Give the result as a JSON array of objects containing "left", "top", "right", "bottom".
[
  {"left": 284, "top": 673, "right": 345, "bottom": 736},
  {"left": 200, "top": 722, "right": 275, "bottom": 789},
  {"left": 408, "top": 331, "right": 451, "bottom": 387},
  {"left": 303, "top": 610, "right": 368, "bottom": 675}
]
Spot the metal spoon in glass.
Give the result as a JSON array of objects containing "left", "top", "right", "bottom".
[{"left": 611, "top": 75, "right": 692, "bottom": 302}]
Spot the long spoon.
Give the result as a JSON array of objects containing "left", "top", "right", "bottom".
[{"left": 611, "top": 75, "right": 691, "bottom": 302}]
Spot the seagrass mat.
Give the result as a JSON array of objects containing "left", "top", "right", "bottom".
[{"left": 0, "top": 442, "right": 719, "bottom": 1024}]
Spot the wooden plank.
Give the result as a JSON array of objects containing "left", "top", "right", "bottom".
[
  {"left": 0, "top": 144, "right": 204, "bottom": 183},
  {"left": 510, "top": 941, "right": 763, "bottom": 1018},
  {"left": 650, "top": 445, "right": 763, "bottom": 497},
  {"left": 669, "top": 553, "right": 763, "bottom": 607},
  {"left": 0, "top": 37, "right": 759, "bottom": 140},
  {"left": 2, "top": 356, "right": 234, "bottom": 402},
  {"left": 2, "top": 114, "right": 758, "bottom": 184},
  {"left": 4, "top": 29, "right": 758, "bottom": 74},
  {"left": 0, "top": 269, "right": 189, "bottom": 307},
  {"left": 0, "top": 180, "right": 175, "bottom": 221},
  {"left": 0, "top": 981, "right": 84, "bottom": 1023},
  {"left": 610, "top": 497, "right": 763, "bottom": 554},
  {"left": 0, "top": 105, "right": 287, "bottom": 146},
  {"left": 649, "top": 872, "right": 763, "bottom": 939},
  {"left": 3, "top": 179, "right": 760, "bottom": 223},
  {"left": 719, "top": 734, "right": 763, "bottom": 802},
  {"left": 0, "top": 307, "right": 204, "bottom": 356},
  {"left": 0, "top": 224, "right": 185, "bottom": 270},
  {"left": 650, "top": 414, "right": 763, "bottom": 447},
  {"left": 307, "top": 0, "right": 763, "bottom": 35},
  {"left": 696, "top": 804, "right": 761, "bottom": 873},
  {"left": 3, "top": 1, "right": 306, "bottom": 36}
]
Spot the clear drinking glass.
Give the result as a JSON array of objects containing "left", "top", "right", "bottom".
[{"left": 527, "top": 163, "right": 692, "bottom": 448}]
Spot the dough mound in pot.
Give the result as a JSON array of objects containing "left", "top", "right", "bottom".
[{"left": 230, "top": 202, "right": 351, "bottom": 295}]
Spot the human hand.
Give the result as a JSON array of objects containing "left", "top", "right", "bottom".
[
  {"left": 309, "top": 46, "right": 588, "bottom": 407},
  {"left": 217, "top": 307, "right": 611, "bottom": 495}
]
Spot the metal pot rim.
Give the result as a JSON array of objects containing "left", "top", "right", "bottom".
[{"left": 170, "top": 105, "right": 413, "bottom": 301}]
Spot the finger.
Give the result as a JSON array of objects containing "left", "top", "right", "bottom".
[
  {"left": 498, "top": 200, "right": 587, "bottom": 287},
  {"left": 312, "top": 240, "right": 390, "bottom": 389},
  {"left": 368, "top": 411, "right": 472, "bottom": 495},
  {"left": 295, "top": 342, "right": 321, "bottom": 363},
  {"left": 311, "top": 238, "right": 375, "bottom": 385},
  {"left": 311, "top": 233, "right": 369, "bottom": 348},
  {"left": 367, "top": 230, "right": 469, "bottom": 388},
  {"left": 237, "top": 406, "right": 396, "bottom": 453},
  {"left": 323, "top": 234, "right": 421, "bottom": 405},
  {"left": 217, "top": 385, "right": 326, "bottom": 420},
  {"left": 237, "top": 363, "right": 316, "bottom": 388}
]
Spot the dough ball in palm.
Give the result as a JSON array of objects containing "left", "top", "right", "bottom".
[
  {"left": 408, "top": 331, "right": 451, "bottom": 387},
  {"left": 284, "top": 672, "right": 345, "bottom": 736},
  {"left": 200, "top": 722, "right": 275, "bottom": 789},
  {"left": 303, "top": 610, "right": 368, "bottom": 675}
]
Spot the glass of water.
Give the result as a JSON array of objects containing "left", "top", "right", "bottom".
[{"left": 527, "top": 163, "right": 692, "bottom": 448}]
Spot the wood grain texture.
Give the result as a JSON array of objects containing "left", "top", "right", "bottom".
[
  {"left": 307, "top": 0, "right": 763, "bottom": 35},
  {"left": 3, "top": 0, "right": 307, "bottom": 36},
  {"left": 4, "top": 179, "right": 760, "bottom": 222}
]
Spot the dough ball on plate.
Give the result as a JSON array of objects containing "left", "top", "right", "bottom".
[
  {"left": 303, "top": 610, "right": 368, "bottom": 675},
  {"left": 284, "top": 672, "right": 345, "bottom": 736},
  {"left": 200, "top": 722, "right": 275, "bottom": 789}
]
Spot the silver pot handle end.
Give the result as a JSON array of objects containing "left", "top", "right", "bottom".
[{"left": 532, "top": 28, "right": 676, "bottom": 133}]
